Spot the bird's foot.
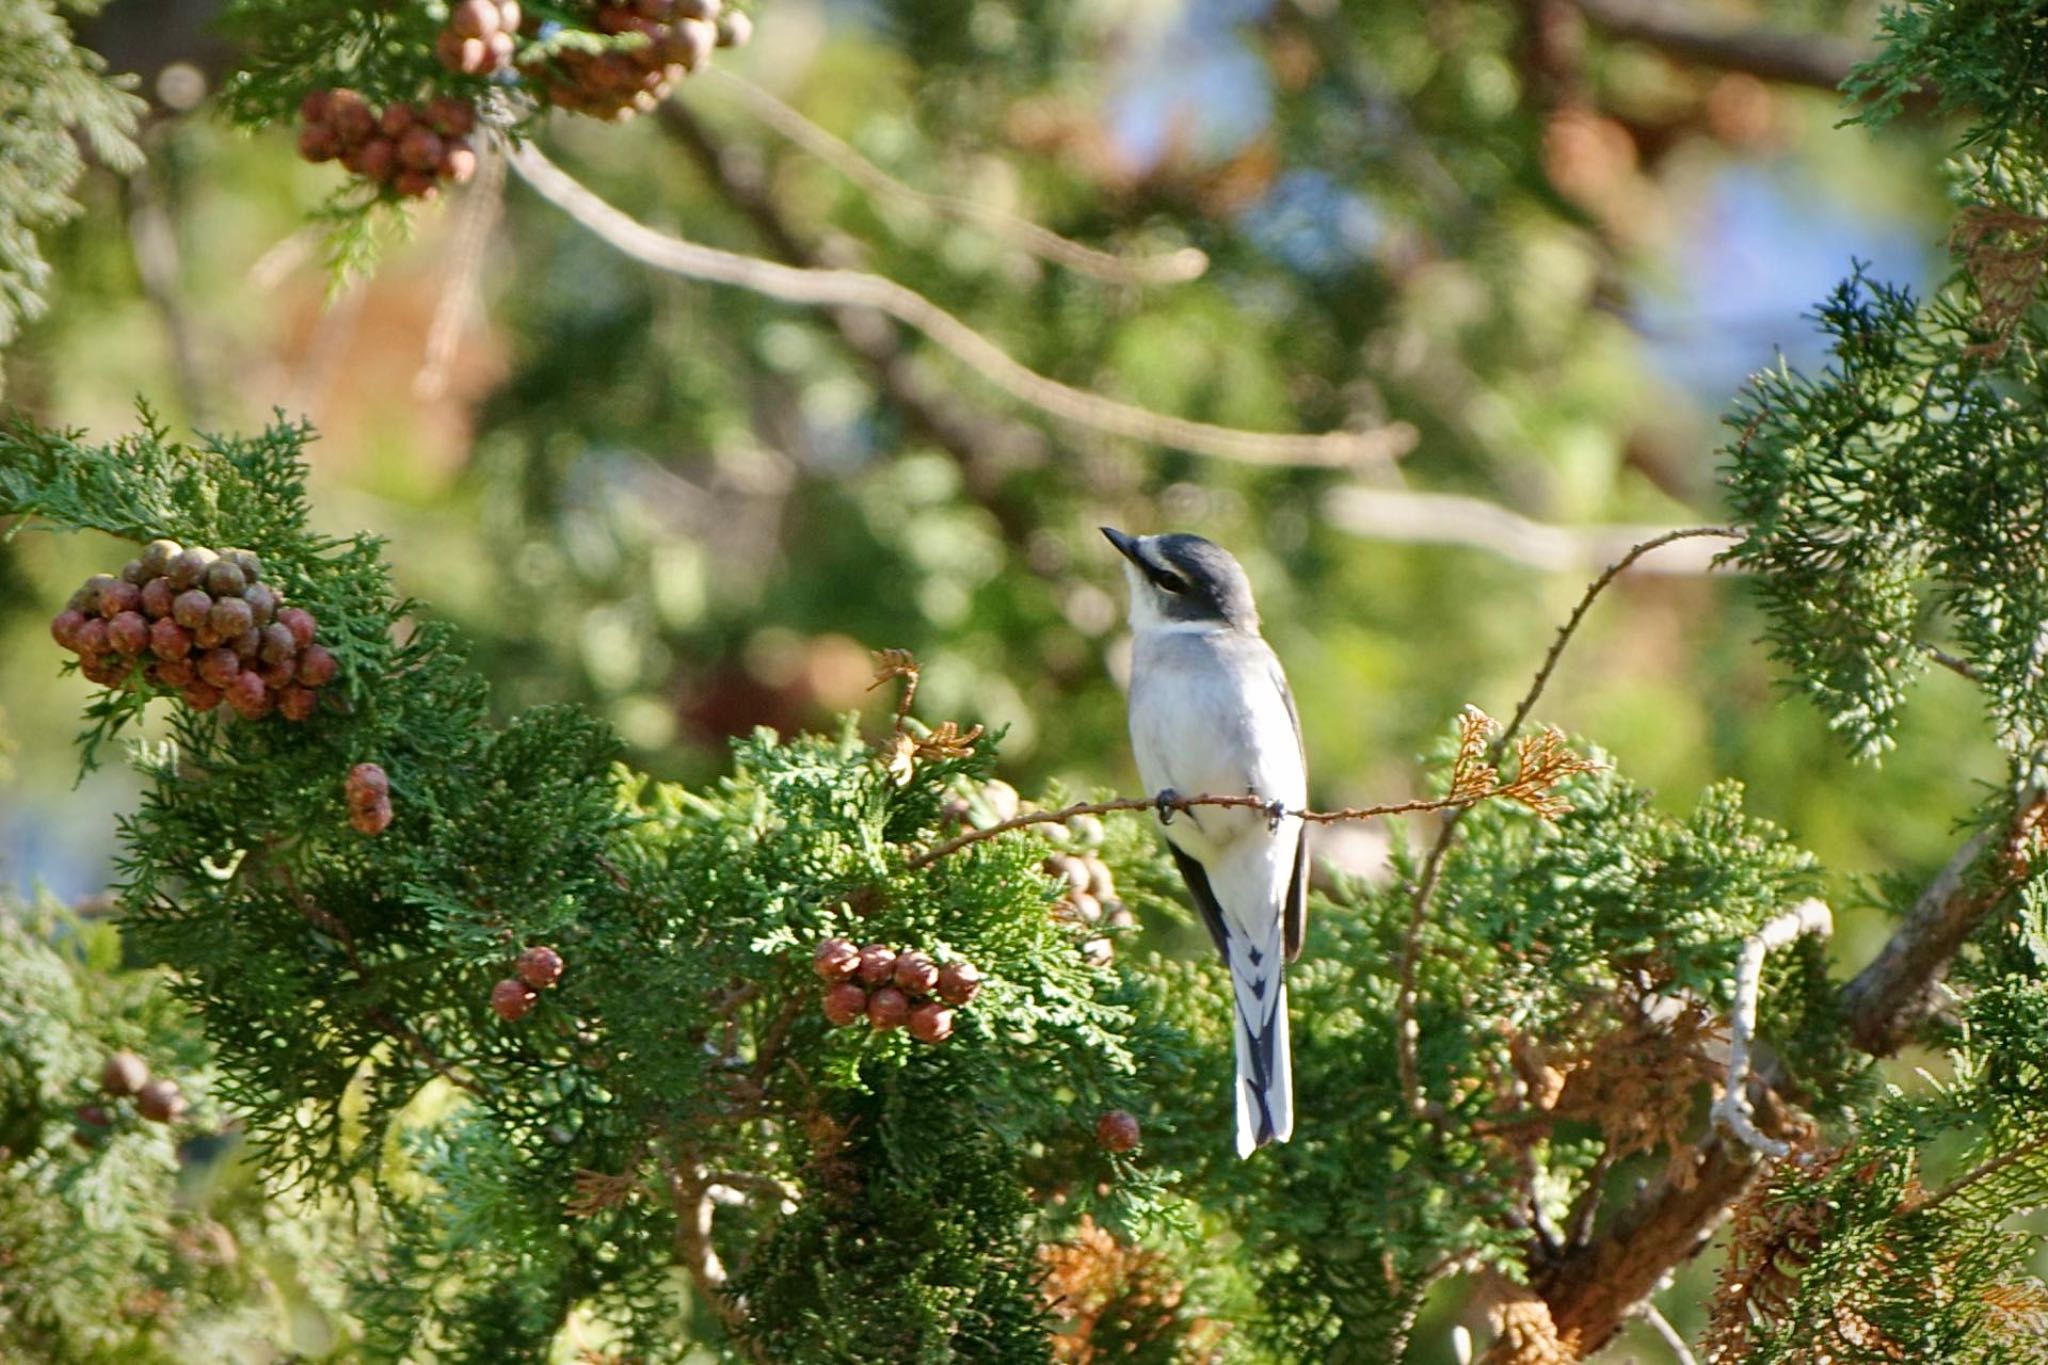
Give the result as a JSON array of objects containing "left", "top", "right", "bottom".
[
  {"left": 1263, "top": 799, "right": 1288, "bottom": 833},
  {"left": 1155, "top": 788, "right": 1181, "bottom": 825}
]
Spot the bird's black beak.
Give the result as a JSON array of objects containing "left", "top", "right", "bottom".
[{"left": 1100, "top": 526, "right": 1142, "bottom": 565}]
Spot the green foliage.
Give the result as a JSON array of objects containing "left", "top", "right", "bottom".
[
  {"left": 1709, "top": 978, "right": 2048, "bottom": 1362},
  {"left": 1723, "top": 270, "right": 2048, "bottom": 770},
  {"left": 0, "top": 414, "right": 1203, "bottom": 1359},
  {"left": 0, "top": 898, "right": 350, "bottom": 1358},
  {"left": 0, "top": 0, "right": 143, "bottom": 355}
]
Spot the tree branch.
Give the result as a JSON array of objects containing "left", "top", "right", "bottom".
[
  {"left": 1323, "top": 486, "right": 1731, "bottom": 575},
  {"left": 1840, "top": 786, "right": 2047, "bottom": 1056},
  {"left": 506, "top": 138, "right": 1415, "bottom": 471},
  {"left": 1392, "top": 526, "right": 1735, "bottom": 1115},
  {"left": 1569, "top": 0, "right": 1868, "bottom": 92},
  {"left": 1529, "top": 790, "right": 2046, "bottom": 1354},
  {"left": 702, "top": 70, "right": 1209, "bottom": 287},
  {"left": 656, "top": 103, "right": 1050, "bottom": 521},
  {"left": 1711, "top": 898, "right": 1832, "bottom": 1158}
]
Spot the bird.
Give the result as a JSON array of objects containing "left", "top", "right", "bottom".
[{"left": 1102, "top": 527, "right": 1307, "bottom": 1158}]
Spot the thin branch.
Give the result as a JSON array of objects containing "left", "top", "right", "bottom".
[
  {"left": 910, "top": 788, "right": 1529, "bottom": 870},
  {"left": 1323, "top": 487, "right": 1732, "bottom": 575},
  {"left": 1841, "top": 786, "right": 2048, "bottom": 1056},
  {"left": 507, "top": 138, "right": 1414, "bottom": 471},
  {"left": 1921, "top": 640, "right": 1981, "bottom": 681},
  {"left": 1712, "top": 898, "right": 1833, "bottom": 1159},
  {"left": 1570, "top": 0, "right": 1868, "bottom": 92},
  {"left": 1641, "top": 1299, "right": 1701, "bottom": 1365},
  {"left": 703, "top": 70, "right": 1209, "bottom": 287},
  {"left": 1392, "top": 526, "right": 1736, "bottom": 1115},
  {"left": 1917, "top": 1129, "right": 2048, "bottom": 1218},
  {"left": 414, "top": 145, "right": 506, "bottom": 401},
  {"left": 1497, "top": 527, "right": 1737, "bottom": 749}
]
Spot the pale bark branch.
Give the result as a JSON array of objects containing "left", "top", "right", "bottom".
[
  {"left": 703, "top": 70, "right": 1210, "bottom": 286},
  {"left": 1711, "top": 898, "right": 1832, "bottom": 1159},
  {"left": 1323, "top": 486, "right": 1731, "bottom": 574},
  {"left": 506, "top": 138, "right": 1414, "bottom": 471}
]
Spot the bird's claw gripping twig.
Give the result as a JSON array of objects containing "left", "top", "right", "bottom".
[
  {"left": 1155, "top": 788, "right": 1181, "bottom": 825},
  {"left": 1264, "top": 799, "right": 1287, "bottom": 833}
]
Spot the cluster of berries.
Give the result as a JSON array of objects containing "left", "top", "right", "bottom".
[
  {"left": 528, "top": 0, "right": 753, "bottom": 121},
  {"left": 345, "top": 763, "right": 394, "bottom": 836},
  {"left": 295, "top": 90, "right": 481, "bottom": 199},
  {"left": 491, "top": 945, "right": 566, "bottom": 1021},
  {"left": 1096, "top": 1109, "right": 1141, "bottom": 1153},
  {"left": 75, "top": 1050, "right": 188, "bottom": 1146},
  {"left": 437, "top": 0, "right": 521, "bottom": 75},
  {"left": 50, "top": 541, "right": 337, "bottom": 721},
  {"left": 1044, "top": 849, "right": 1132, "bottom": 968},
  {"left": 813, "top": 938, "right": 980, "bottom": 1044}
]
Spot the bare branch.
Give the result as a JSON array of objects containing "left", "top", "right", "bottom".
[
  {"left": 909, "top": 787, "right": 1519, "bottom": 870},
  {"left": 703, "top": 70, "right": 1209, "bottom": 287},
  {"left": 1841, "top": 787, "right": 2048, "bottom": 1055},
  {"left": 414, "top": 145, "right": 506, "bottom": 401},
  {"left": 1570, "top": 0, "right": 1868, "bottom": 92},
  {"left": 506, "top": 138, "right": 1414, "bottom": 471},
  {"left": 1712, "top": 898, "right": 1832, "bottom": 1159},
  {"left": 1641, "top": 1299, "right": 1700, "bottom": 1365},
  {"left": 1393, "top": 526, "right": 1736, "bottom": 1116},
  {"left": 1323, "top": 486, "right": 1732, "bottom": 575}
]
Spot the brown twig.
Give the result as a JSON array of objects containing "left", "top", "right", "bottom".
[
  {"left": 910, "top": 788, "right": 1541, "bottom": 871},
  {"left": 1391, "top": 526, "right": 1736, "bottom": 1116}
]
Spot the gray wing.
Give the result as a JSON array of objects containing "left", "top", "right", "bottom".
[{"left": 1273, "top": 656, "right": 1309, "bottom": 962}]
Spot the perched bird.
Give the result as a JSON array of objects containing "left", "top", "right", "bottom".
[{"left": 1103, "top": 528, "right": 1306, "bottom": 1157}]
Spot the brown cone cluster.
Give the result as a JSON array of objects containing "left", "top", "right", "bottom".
[
  {"left": 437, "top": 0, "right": 521, "bottom": 75},
  {"left": 524, "top": 0, "right": 753, "bottom": 122},
  {"left": 296, "top": 89, "right": 481, "bottom": 200},
  {"left": 50, "top": 541, "right": 335, "bottom": 721},
  {"left": 813, "top": 937, "right": 980, "bottom": 1043},
  {"left": 345, "top": 762, "right": 393, "bottom": 836},
  {"left": 1044, "top": 851, "right": 1132, "bottom": 968},
  {"left": 492, "top": 944, "right": 567, "bottom": 1020},
  {"left": 97, "top": 1050, "right": 187, "bottom": 1125}
]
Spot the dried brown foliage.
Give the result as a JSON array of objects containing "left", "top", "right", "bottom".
[
  {"left": 1446, "top": 707, "right": 1600, "bottom": 819},
  {"left": 1547, "top": 995, "right": 1728, "bottom": 1181},
  {"left": 1951, "top": 205, "right": 2048, "bottom": 361},
  {"left": 1702, "top": 1147, "right": 1911, "bottom": 1363},
  {"left": 1040, "top": 1216, "right": 1226, "bottom": 1364}
]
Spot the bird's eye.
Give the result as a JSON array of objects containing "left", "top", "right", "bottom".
[{"left": 1149, "top": 569, "right": 1188, "bottom": 595}]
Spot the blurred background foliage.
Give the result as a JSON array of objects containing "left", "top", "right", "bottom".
[{"left": 0, "top": 0, "right": 2016, "bottom": 1356}]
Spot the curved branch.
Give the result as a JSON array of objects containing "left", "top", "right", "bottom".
[
  {"left": 1392, "top": 526, "right": 1736, "bottom": 1115},
  {"left": 506, "top": 139, "right": 1415, "bottom": 471},
  {"left": 703, "top": 70, "right": 1209, "bottom": 287},
  {"left": 1323, "top": 486, "right": 1731, "bottom": 574}
]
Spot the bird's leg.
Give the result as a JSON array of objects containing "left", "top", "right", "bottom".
[{"left": 1155, "top": 788, "right": 1181, "bottom": 825}]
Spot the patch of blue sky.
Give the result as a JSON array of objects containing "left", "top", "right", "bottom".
[{"left": 1633, "top": 162, "right": 1935, "bottom": 398}]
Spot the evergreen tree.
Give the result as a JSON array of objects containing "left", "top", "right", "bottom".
[{"left": 4, "top": 0, "right": 2048, "bottom": 1361}]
